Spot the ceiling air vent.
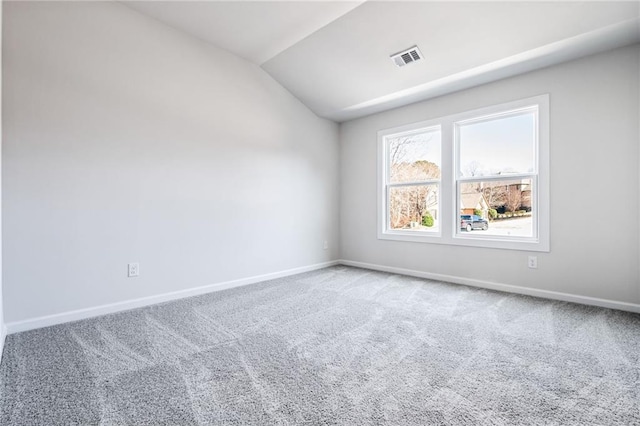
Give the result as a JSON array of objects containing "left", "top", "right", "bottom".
[{"left": 390, "top": 45, "right": 423, "bottom": 68}]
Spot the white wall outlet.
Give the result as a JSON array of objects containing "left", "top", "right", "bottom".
[
  {"left": 528, "top": 256, "right": 538, "bottom": 269},
  {"left": 128, "top": 262, "right": 140, "bottom": 277},
  {"left": 323, "top": 240, "right": 328, "bottom": 250}
]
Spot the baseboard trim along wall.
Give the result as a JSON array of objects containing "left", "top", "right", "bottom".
[
  {"left": 6, "top": 258, "right": 640, "bottom": 336},
  {"left": 0, "top": 325, "right": 7, "bottom": 362},
  {"left": 5, "top": 260, "right": 339, "bottom": 335},
  {"left": 339, "top": 259, "right": 640, "bottom": 314}
]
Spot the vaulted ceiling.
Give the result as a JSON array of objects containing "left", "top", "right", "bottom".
[{"left": 124, "top": 1, "right": 640, "bottom": 122}]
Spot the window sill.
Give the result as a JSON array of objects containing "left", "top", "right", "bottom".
[{"left": 378, "top": 230, "right": 549, "bottom": 252}]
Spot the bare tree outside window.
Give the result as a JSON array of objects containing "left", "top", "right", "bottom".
[
  {"left": 387, "top": 131, "right": 441, "bottom": 231},
  {"left": 505, "top": 185, "right": 523, "bottom": 213}
]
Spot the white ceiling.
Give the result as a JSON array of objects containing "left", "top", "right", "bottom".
[
  {"left": 124, "top": 1, "right": 364, "bottom": 65},
  {"left": 123, "top": 1, "right": 640, "bottom": 122}
]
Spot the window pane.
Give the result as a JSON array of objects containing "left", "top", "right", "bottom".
[
  {"left": 389, "top": 184, "right": 439, "bottom": 232},
  {"left": 459, "top": 178, "right": 533, "bottom": 237},
  {"left": 388, "top": 129, "right": 441, "bottom": 183},
  {"left": 458, "top": 112, "right": 535, "bottom": 177}
]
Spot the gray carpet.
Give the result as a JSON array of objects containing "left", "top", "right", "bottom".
[{"left": 0, "top": 266, "right": 638, "bottom": 425}]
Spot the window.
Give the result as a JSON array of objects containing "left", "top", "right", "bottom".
[
  {"left": 378, "top": 95, "right": 549, "bottom": 252},
  {"left": 385, "top": 126, "right": 441, "bottom": 234}
]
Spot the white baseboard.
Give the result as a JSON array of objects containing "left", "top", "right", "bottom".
[
  {"left": 339, "top": 259, "right": 640, "bottom": 314},
  {"left": 6, "top": 260, "right": 339, "bottom": 335},
  {"left": 6, "top": 258, "right": 638, "bottom": 336},
  {"left": 0, "top": 323, "right": 7, "bottom": 363}
]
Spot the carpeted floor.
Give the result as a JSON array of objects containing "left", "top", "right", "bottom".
[{"left": 0, "top": 266, "right": 638, "bottom": 425}]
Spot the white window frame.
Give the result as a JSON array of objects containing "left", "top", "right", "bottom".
[
  {"left": 377, "top": 94, "right": 549, "bottom": 252},
  {"left": 378, "top": 122, "right": 443, "bottom": 240}
]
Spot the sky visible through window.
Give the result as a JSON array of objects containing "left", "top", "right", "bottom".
[
  {"left": 388, "top": 128, "right": 441, "bottom": 170},
  {"left": 459, "top": 112, "right": 535, "bottom": 177}
]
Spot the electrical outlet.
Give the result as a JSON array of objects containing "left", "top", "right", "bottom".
[
  {"left": 323, "top": 240, "right": 328, "bottom": 250},
  {"left": 128, "top": 262, "right": 140, "bottom": 277},
  {"left": 528, "top": 256, "right": 537, "bottom": 269}
]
